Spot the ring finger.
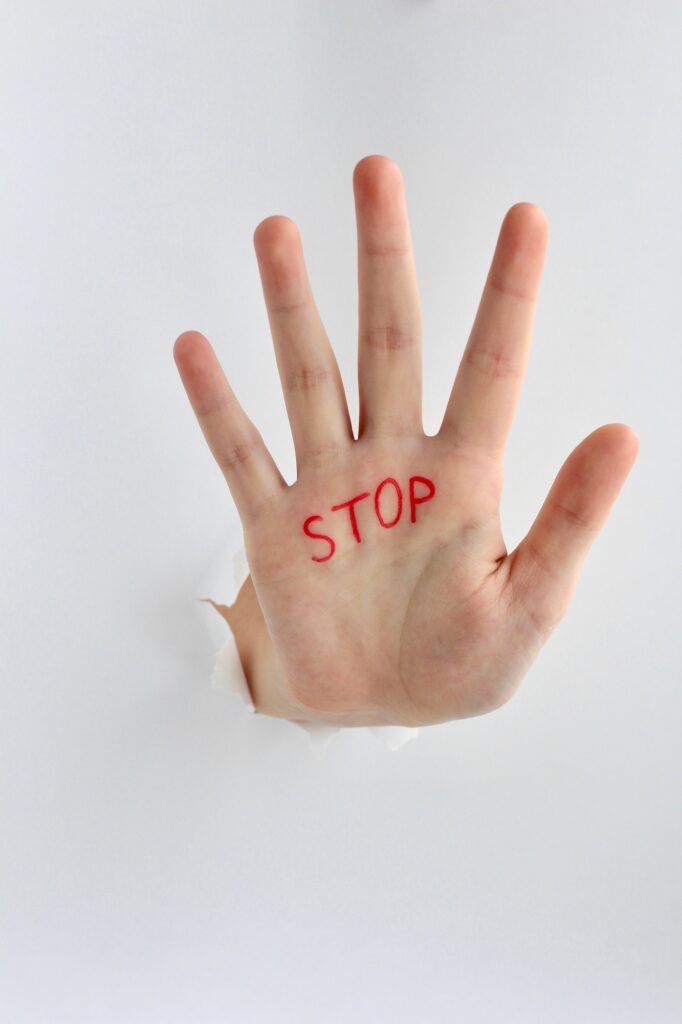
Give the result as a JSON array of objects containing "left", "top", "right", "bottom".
[{"left": 253, "top": 215, "right": 354, "bottom": 471}]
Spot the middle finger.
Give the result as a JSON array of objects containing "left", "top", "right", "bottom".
[{"left": 354, "top": 156, "right": 423, "bottom": 439}]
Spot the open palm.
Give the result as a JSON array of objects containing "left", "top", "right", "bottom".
[{"left": 174, "top": 155, "right": 638, "bottom": 727}]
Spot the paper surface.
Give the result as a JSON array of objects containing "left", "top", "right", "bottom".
[{"left": 197, "top": 516, "right": 419, "bottom": 752}]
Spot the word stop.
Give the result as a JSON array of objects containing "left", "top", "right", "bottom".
[{"left": 302, "top": 475, "right": 436, "bottom": 563}]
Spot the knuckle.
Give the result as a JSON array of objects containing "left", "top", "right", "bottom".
[
  {"left": 488, "top": 275, "right": 536, "bottom": 302},
  {"left": 361, "top": 325, "right": 418, "bottom": 351},
  {"left": 285, "top": 364, "right": 333, "bottom": 393},
  {"left": 217, "top": 433, "right": 259, "bottom": 471},
  {"left": 464, "top": 342, "right": 522, "bottom": 380},
  {"left": 548, "top": 496, "right": 597, "bottom": 532}
]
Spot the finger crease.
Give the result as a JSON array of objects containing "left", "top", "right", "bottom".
[
  {"left": 269, "top": 299, "right": 309, "bottom": 315},
  {"left": 464, "top": 345, "right": 523, "bottom": 379},
  {"left": 548, "top": 496, "right": 598, "bottom": 532},
  {"left": 361, "top": 326, "right": 417, "bottom": 352},
  {"left": 488, "top": 276, "right": 536, "bottom": 302},
  {"left": 360, "top": 243, "right": 410, "bottom": 258},
  {"left": 286, "top": 365, "right": 333, "bottom": 392},
  {"left": 218, "top": 436, "right": 259, "bottom": 470}
]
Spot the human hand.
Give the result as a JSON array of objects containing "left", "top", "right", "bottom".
[{"left": 173, "top": 155, "right": 639, "bottom": 728}]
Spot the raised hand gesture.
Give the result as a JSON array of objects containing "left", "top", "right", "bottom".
[{"left": 174, "top": 156, "right": 639, "bottom": 727}]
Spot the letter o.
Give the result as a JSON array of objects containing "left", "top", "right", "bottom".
[{"left": 374, "top": 477, "right": 403, "bottom": 529}]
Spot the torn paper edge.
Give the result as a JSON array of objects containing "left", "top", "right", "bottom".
[{"left": 196, "top": 521, "right": 420, "bottom": 753}]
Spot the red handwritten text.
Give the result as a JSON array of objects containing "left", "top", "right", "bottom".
[{"left": 302, "top": 474, "right": 436, "bottom": 562}]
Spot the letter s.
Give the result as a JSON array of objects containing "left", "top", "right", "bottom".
[{"left": 302, "top": 515, "right": 336, "bottom": 563}]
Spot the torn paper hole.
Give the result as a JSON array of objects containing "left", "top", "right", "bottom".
[{"left": 196, "top": 518, "right": 420, "bottom": 753}]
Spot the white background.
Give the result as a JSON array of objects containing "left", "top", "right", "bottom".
[{"left": 1, "top": 2, "right": 680, "bottom": 1021}]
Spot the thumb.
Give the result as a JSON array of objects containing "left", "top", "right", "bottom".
[{"left": 508, "top": 422, "right": 640, "bottom": 635}]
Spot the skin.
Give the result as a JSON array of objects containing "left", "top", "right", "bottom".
[{"left": 173, "top": 155, "right": 640, "bottom": 728}]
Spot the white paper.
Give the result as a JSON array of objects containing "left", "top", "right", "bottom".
[{"left": 196, "top": 517, "right": 420, "bottom": 752}]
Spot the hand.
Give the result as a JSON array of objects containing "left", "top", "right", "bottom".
[{"left": 173, "top": 155, "right": 639, "bottom": 728}]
